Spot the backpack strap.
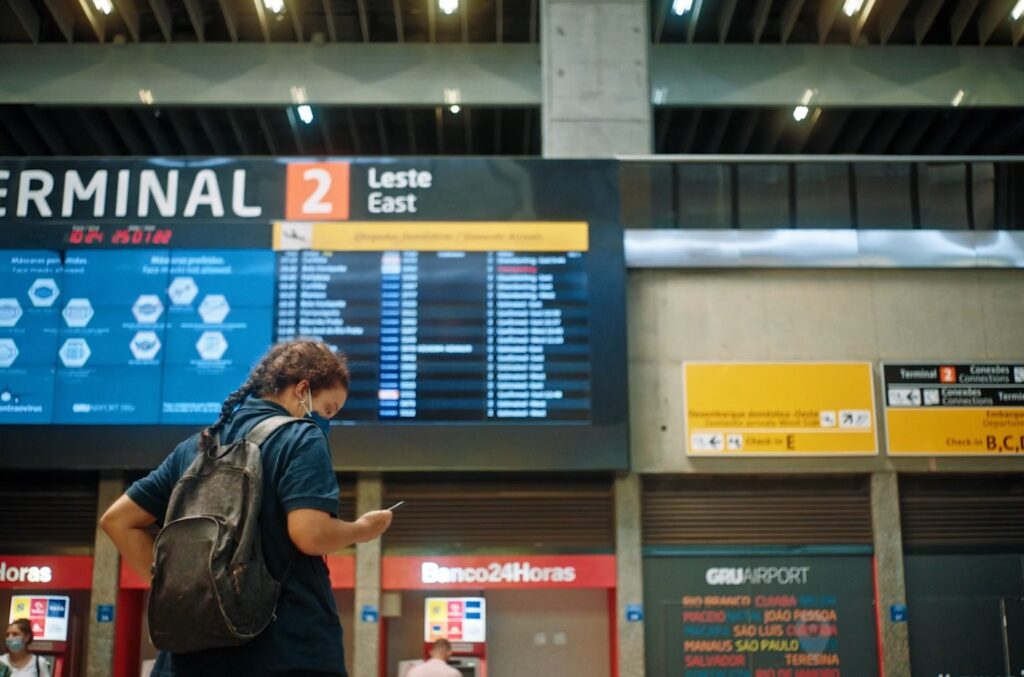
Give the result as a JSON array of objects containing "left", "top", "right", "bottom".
[{"left": 245, "top": 415, "right": 311, "bottom": 448}]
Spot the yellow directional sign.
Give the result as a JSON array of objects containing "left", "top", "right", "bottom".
[
  {"left": 884, "top": 363, "right": 1024, "bottom": 455},
  {"left": 683, "top": 362, "right": 878, "bottom": 456}
]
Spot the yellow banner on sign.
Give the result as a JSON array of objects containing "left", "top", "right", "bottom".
[
  {"left": 684, "top": 362, "right": 878, "bottom": 456},
  {"left": 273, "top": 222, "right": 589, "bottom": 252},
  {"left": 887, "top": 408, "right": 1024, "bottom": 455}
]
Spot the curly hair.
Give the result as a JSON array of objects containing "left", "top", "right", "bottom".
[
  {"left": 199, "top": 339, "right": 350, "bottom": 452},
  {"left": 8, "top": 618, "right": 33, "bottom": 644}
]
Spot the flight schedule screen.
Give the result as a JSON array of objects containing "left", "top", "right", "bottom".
[{"left": 0, "top": 222, "right": 592, "bottom": 425}]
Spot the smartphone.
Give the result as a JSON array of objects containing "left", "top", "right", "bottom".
[{"left": 386, "top": 501, "right": 406, "bottom": 512}]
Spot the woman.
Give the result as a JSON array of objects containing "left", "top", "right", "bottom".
[
  {"left": 1, "top": 620, "right": 51, "bottom": 677},
  {"left": 101, "top": 339, "right": 393, "bottom": 676}
]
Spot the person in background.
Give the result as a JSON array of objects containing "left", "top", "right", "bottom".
[
  {"left": 1, "top": 620, "right": 51, "bottom": 677},
  {"left": 407, "top": 639, "right": 461, "bottom": 677}
]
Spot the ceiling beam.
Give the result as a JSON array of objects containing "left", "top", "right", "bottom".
[
  {"left": 811, "top": 108, "right": 849, "bottom": 153},
  {"left": 254, "top": 0, "right": 272, "bottom": 42},
  {"left": 686, "top": 0, "right": 705, "bottom": 43},
  {"left": 920, "top": 111, "right": 966, "bottom": 154},
  {"left": 1014, "top": 16, "right": 1024, "bottom": 46},
  {"left": 6, "top": 0, "right": 41, "bottom": 43},
  {"left": 75, "top": 0, "right": 107, "bottom": 43},
  {"left": 948, "top": 109, "right": 993, "bottom": 154},
  {"left": 376, "top": 109, "right": 390, "bottom": 154},
  {"left": 733, "top": 108, "right": 760, "bottom": 153},
  {"left": 406, "top": 109, "right": 418, "bottom": 153},
  {"left": 816, "top": 0, "right": 842, "bottom": 43},
  {"left": 40, "top": 0, "right": 74, "bottom": 42},
  {"left": 840, "top": 109, "right": 879, "bottom": 153},
  {"left": 196, "top": 109, "right": 227, "bottom": 154},
  {"left": 285, "top": 107, "right": 306, "bottom": 153},
  {"left": 355, "top": 0, "right": 370, "bottom": 41},
  {"left": 949, "top": 0, "right": 982, "bottom": 44},
  {"left": 217, "top": 0, "right": 239, "bottom": 41},
  {"left": 319, "top": 108, "right": 336, "bottom": 154},
  {"left": 182, "top": 0, "right": 206, "bottom": 42},
  {"left": 850, "top": 0, "right": 878, "bottom": 44},
  {"left": 495, "top": 0, "right": 502, "bottom": 41},
  {"left": 134, "top": 109, "right": 175, "bottom": 155},
  {"left": 77, "top": 109, "right": 121, "bottom": 153},
  {"left": 914, "top": 0, "right": 945, "bottom": 44},
  {"left": 751, "top": 0, "right": 773, "bottom": 43},
  {"left": 528, "top": 0, "right": 537, "bottom": 42},
  {"left": 393, "top": 0, "right": 405, "bottom": 40},
  {"left": 650, "top": 44, "right": 1024, "bottom": 108},
  {"left": 654, "top": 0, "right": 671, "bottom": 43},
  {"left": 167, "top": 110, "right": 201, "bottom": 154},
  {"left": 0, "top": 44, "right": 542, "bottom": 107},
  {"left": 717, "top": 0, "right": 738, "bottom": 42},
  {"left": 117, "top": 0, "right": 141, "bottom": 41},
  {"left": 25, "top": 108, "right": 73, "bottom": 154},
  {"left": 227, "top": 110, "right": 253, "bottom": 154},
  {"left": 779, "top": 0, "right": 808, "bottom": 44},
  {"left": 461, "top": 0, "right": 469, "bottom": 42},
  {"left": 148, "top": 0, "right": 173, "bottom": 41},
  {"left": 256, "top": 109, "right": 279, "bottom": 154},
  {"left": 762, "top": 109, "right": 788, "bottom": 153},
  {"left": 891, "top": 109, "right": 937, "bottom": 153},
  {"left": 106, "top": 108, "right": 148, "bottom": 154},
  {"left": 0, "top": 108, "right": 46, "bottom": 154},
  {"left": 0, "top": 108, "right": 48, "bottom": 155},
  {"left": 704, "top": 109, "right": 732, "bottom": 153},
  {"left": 284, "top": 0, "right": 304, "bottom": 41},
  {"left": 975, "top": 0, "right": 1005, "bottom": 45},
  {"left": 521, "top": 108, "right": 531, "bottom": 154},
  {"left": 322, "top": 0, "right": 337, "bottom": 41},
  {"left": 680, "top": 109, "right": 702, "bottom": 153},
  {"left": 434, "top": 107, "right": 443, "bottom": 153},
  {"left": 875, "top": 0, "right": 912, "bottom": 44},
  {"left": 465, "top": 107, "right": 473, "bottom": 152},
  {"left": 655, "top": 109, "right": 672, "bottom": 151},
  {"left": 860, "top": 110, "right": 906, "bottom": 153},
  {"left": 347, "top": 109, "right": 363, "bottom": 154},
  {"left": 428, "top": 0, "right": 437, "bottom": 42}
]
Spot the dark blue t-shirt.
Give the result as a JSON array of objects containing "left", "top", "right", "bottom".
[{"left": 127, "top": 397, "right": 347, "bottom": 677}]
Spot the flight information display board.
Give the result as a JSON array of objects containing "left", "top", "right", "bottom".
[
  {"left": 0, "top": 223, "right": 593, "bottom": 426},
  {"left": 0, "top": 158, "right": 627, "bottom": 471}
]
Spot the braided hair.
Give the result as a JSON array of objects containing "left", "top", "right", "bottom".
[{"left": 199, "top": 339, "right": 350, "bottom": 452}]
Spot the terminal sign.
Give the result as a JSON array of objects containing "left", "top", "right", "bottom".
[
  {"left": 884, "top": 363, "right": 1024, "bottom": 455},
  {"left": 683, "top": 363, "right": 878, "bottom": 456}
]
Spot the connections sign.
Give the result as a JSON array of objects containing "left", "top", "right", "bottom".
[
  {"left": 683, "top": 362, "right": 878, "bottom": 456},
  {"left": 884, "top": 363, "right": 1024, "bottom": 455}
]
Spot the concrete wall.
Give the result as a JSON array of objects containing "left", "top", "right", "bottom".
[{"left": 628, "top": 268, "right": 1024, "bottom": 474}]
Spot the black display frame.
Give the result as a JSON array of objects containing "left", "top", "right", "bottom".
[{"left": 0, "top": 158, "right": 629, "bottom": 471}]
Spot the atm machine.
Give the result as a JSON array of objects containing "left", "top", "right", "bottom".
[{"left": 399, "top": 597, "right": 487, "bottom": 677}]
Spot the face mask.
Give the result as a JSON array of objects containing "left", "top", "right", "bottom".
[
  {"left": 6, "top": 637, "right": 25, "bottom": 653},
  {"left": 299, "top": 390, "right": 332, "bottom": 439}
]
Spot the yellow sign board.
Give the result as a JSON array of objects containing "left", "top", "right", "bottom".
[
  {"left": 683, "top": 362, "right": 878, "bottom": 456},
  {"left": 884, "top": 363, "right": 1024, "bottom": 455},
  {"left": 273, "top": 221, "right": 589, "bottom": 252}
]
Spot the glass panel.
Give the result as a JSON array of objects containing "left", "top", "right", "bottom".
[
  {"left": 676, "top": 164, "right": 732, "bottom": 229},
  {"left": 737, "top": 164, "right": 789, "bottom": 229},
  {"left": 971, "top": 163, "right": 996, "bottom": 231},
  {"left": 796, "top": 163, "right": 851, "bottom": 229},
  {"left": 855, "top": 163, "right": 913, "bottom": 229},
  {"left": 919, "top": 163, "right": 969, "bottom": 230}
]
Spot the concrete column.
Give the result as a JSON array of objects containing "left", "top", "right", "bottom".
[
  {"left": 86, "top": 473, "right": 124, "bottom": 677},
  {"left": 871, "top": 472, "right": 912, "bottom": 676},
  {"left": 541, "top": 0, "right": 652, "bottom": 157},
  {"left": 353, "top": 473, "right": 383, "bottom": 677},
  {"left": 615, "top": 473, "right": 645, "bottom": 677}
]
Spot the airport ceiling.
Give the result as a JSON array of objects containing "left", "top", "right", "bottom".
[{"left": 0, "top": 0, "right": 1021, "bottom": 156}]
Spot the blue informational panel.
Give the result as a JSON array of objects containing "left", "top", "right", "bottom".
[
  {"left": 53, "top": 250, "right": 170, "bottom": 424},
  {"left": 160, "top": 250, "right": 275, "bottom": 424},
  {"left": 0, "top": 251, "right": 62, "bottom": 423}
]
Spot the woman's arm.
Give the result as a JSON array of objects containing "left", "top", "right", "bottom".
[
  {"left": 99, "top": 495, "right": 158, "bottom": 581},
  {"left": 287, "top": 509, "right": 392, "bottom": 556}
]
